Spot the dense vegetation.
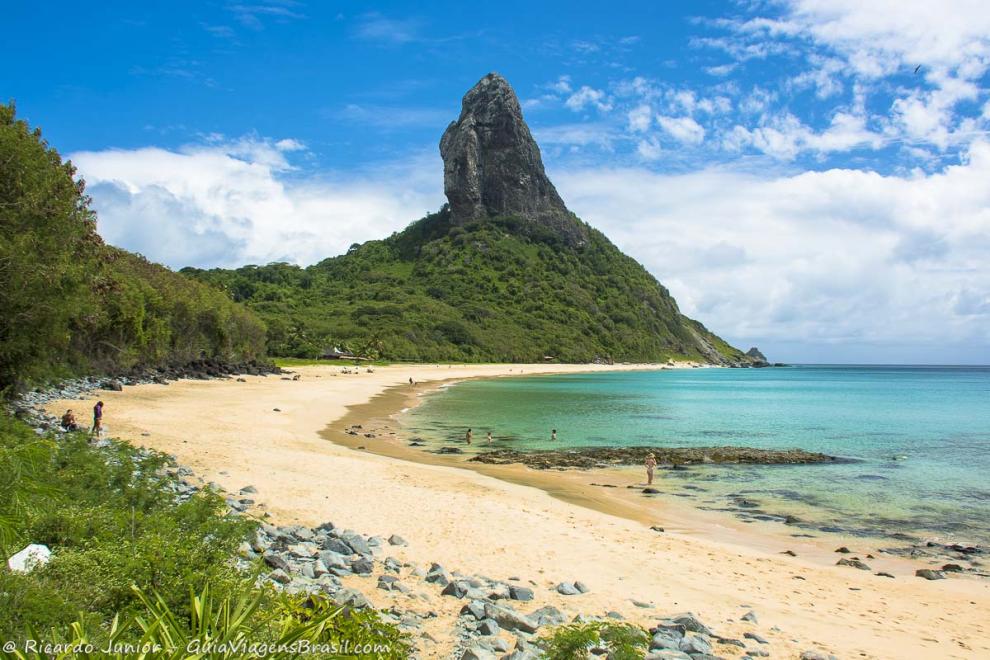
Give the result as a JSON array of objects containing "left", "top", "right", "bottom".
[
  {"left": 0, "top": 102, "right": 267, "bottom": 393},
  {"left": 0, "top": 412, "right": 409, "bottom": 657},
  {"left": 184, "top": 209, "right": 744, "bottom": 364}
]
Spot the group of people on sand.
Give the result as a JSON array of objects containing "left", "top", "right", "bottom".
[{"left": 60, "top": 401, "right": 105, "bottom": 438}]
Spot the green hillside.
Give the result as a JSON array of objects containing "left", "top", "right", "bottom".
[
  {"left": 0, "top": 103, "right": 267, "bottom": 391},
  {"left": 183, "top": 208, "right": 746, "bottom": 364}
]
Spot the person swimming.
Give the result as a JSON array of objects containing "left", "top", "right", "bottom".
[
  {"left": 645, "top": 452, "right": 657, "bottom": 485},
  {"left": 551, "top": 429, "right": 557, "bottom": 441}
]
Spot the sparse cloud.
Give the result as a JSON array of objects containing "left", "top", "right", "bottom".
[
  {"left": 352, "top": 12, "right": 424, "bottom": 45},
  {"left": 564, "top": 86, "right": 613, "bottom": 112}
]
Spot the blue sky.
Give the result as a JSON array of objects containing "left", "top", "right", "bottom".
[{"left": 4, "top": 1, "right": 990, "bottom": 363}]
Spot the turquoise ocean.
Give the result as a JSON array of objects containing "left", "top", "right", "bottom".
[{"left": 400, "top": 366, "right": 990, "bottom": 544}]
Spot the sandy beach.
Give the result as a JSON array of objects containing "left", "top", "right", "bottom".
[{"left": 46, "top": 364, "right": 990, "bottom": 659}]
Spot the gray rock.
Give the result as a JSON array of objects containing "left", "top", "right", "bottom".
[
  {"left": 529, "top": 605, "right": 566, "bottom": 627},
  {"left": 645, "top": 651, "right": 691, "bottom": 660},
  {"left": 678, "top": 633, "right": 713, "bottom": 655},
  {"left": 460, "top": 646, "right": 497, "bottom": 660},
  {"left": 377, "top": 575, "right": 400, "bottom": 591},
  {"left": 239, "top": 485, "right": 257, "bottom": 494},
  {"left": 741, "top": 610, "right": 758, "bottom": 623},
  {"left": 333, "top": 588, "right": 371, "bottom": 609},
  {"left": 383, "top": 557, "right": 402, "bottom": 573},
  {"left": 388, "top": 534, "right": 408, "bottom": 546},
  {"left": 799, "top": 652, "right": 829, "bottom": 660},
  {"left": 836, "top": 558, "right": 871, "bottom": 570},
  {"left": 460, "top": 600, "right": 488, "bottom": 620},
  {"left": 669, "top": 613, "right": 714, "bottom": 636},
  {"left": 262, "top": 552, "right": 291, "bottom": 573},
  {"left": 915, "top": 569, "right": 946, "bottom": 580},
  {"left": 508, "top": 585, "right": 534, "bottom": 601},
  {"left": 425, "top": 563, "right": 451, "bottom": 586},
  {"left": 651, "top": 633, "right": 681, "bottom": 651},
  {"left": 574, "top": 581, "right": 590, "bottom": 593},
  {"left": 442, "top": 580, "right": 470, "bottom": 598},
  {"left": 556, "top": 582, "right": 580, "bottom": 595},
  {"left": 477, "top": 619, "right": 500, "bottom": 636},
  {"left": 322, "top": 538, "right": 353, "bottom": 556},
  {"left": 269, "top": 569, "right": 291, "bottom": 584},
  {"left": 342, "top": 533, "right": 372, "bottom": 556},
  {"left": 483, "top": 603, "right": 539, "bottom": 633},
  {"left": 744, "top": 631, "right": 769, "bottom": 644},
  {"left": 318, "top": 550, "right": 349, "bottom": 569},
  {"left": 350, "top": 558, "right": 374, "bottom": 575},
  {"left": 439, "top": 73, "right": 587, "bottom": 247}
]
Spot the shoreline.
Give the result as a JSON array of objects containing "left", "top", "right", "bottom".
[
  {"left": 41, "top": 363, "right": 990, "bottom": 659},
  {"left": 326, "top": 374, "right": 972, "bottom": 569}
]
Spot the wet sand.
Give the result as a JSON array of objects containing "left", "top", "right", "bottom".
[{"left": 45, "top": 363, "right": 990, "bottom": 659}]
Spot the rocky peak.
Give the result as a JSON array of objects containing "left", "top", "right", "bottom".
[{"left": 440, "top": 73, "right": 586, "bottom": 245}]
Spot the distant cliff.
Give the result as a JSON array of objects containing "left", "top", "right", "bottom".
[{"left": 184, "top": 74, "right": 756, "bottom": 365}]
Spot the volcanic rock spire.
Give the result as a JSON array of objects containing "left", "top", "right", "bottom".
[{"left": 440, "top": 73, "right": 586, "bottom": 245}]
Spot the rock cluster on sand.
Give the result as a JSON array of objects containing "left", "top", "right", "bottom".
[{"left": 469, "top": 446, "right": 839, "bottom": 470}]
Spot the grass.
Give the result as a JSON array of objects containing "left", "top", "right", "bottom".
[{"left": 0, "top": 412, "right": 410, "bottom": 657}]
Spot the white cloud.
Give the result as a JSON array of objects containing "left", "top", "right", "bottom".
[
  {"left": 72, "top": 137, "right": 443, "bottom": 269},
  {"left": 554, "top": 140, "right": 990, "bottom": 362},
  {"left": 627, "top": 104, "right": 652, "bottom": 133},
  {"left": 564, "top": 85, "right": 613, "bottom": 113},
  {"left": 656, "top": 115, "right": 706, "bottom": 145},
  {"left": 728, "top": 112, "right": 883, "bottom": 159},
  {"left": 636, "top": 137, "right": 662, "bottom": 161}
]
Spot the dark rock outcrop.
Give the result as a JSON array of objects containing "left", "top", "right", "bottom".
[
  {"left": 745, "top": 347, "right": 769, "bottom": 367},
  {"left": 440, "top": 72, "right": 587, "bottom": 246}
]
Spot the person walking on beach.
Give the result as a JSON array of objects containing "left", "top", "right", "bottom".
[
  {"left": 645, "top": 452, "right": 657, "bottom": 485},
  {"left": 91, "top": 401, "right": 104, "bottom": 437},
  {"left": 551, "top": 429, "right": 557, "bottom": 441},
  {"left": 409, "top": 377, "right": 415, "bottom": 386},
  {"left": 465, "top": 428, "right": 473, "bottom": 445}
]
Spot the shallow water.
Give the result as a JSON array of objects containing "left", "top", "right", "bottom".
[{"left": 400, "top": 365, "right": 990, "bottom": 544}]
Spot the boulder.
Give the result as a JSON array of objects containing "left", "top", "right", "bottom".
[
  {"left": 915, "top": 569, "right": 946, "bottom": 580},
  {"left": 388, "top": 534, "right": 408, "bottom": 546},
  {"left": 508, "top": 585, "right": 534, "bottom": 601},
  {"left": 529, "top": 605, "right": 566, "bottom": 627},
  {"left": 333, "top": 588, "right": 371, "bottom": 609},
  {"left": 262, "top": 552, "right": 291, "bottom": 573},
  {"left": 425, "top": 563, "right": 451, "bottom": 586},
  {"left": 678, "top": 634, "right": 713, "bottom": 655},
  {"left": 482, "top": 603, "right": 539, "bottom": 633},
  {"left": 556, "top": 582, "right": 580, "bottom": 595},
  {"left": 350, "top": 558, "right": 374, "bottom": 575},
  {"left": 442, "top": 580, "right": 470, "bottom": 598}
]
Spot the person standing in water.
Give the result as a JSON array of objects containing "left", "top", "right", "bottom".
[
  {"left": 465, "top": 428, "right": 473, "bottom": 445},
  {"left": 551, "top": 429, "right": 557, "bottom": 441},
  {"left": 91, "top": 401, "right": 104, "bottom": 437},
  {"left": 486, "top": 431, "right": 493, "bottom": 444},
  {"left": 645, "top": 453, "right": 657, "bottom": 485}
]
